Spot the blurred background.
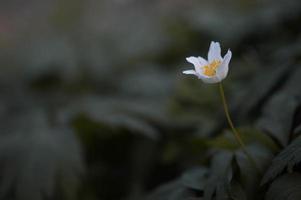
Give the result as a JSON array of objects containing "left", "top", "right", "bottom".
[{"left": 1, "top": 0, "right": 301, "bottom": 200}]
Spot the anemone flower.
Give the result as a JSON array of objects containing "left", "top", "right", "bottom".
[
  {"left": 182, "top": 41, "right": 261, "bottom": 174},
  {"left": 183, "top": 41, "right": 232, "bottom": 84}
]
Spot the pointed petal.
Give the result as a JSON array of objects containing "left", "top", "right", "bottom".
[
  {"left": 208, "top": 41, "right": 222, "bottom": 62},
  {"left": 183, "top": 69, "right": 197, "bottom": 75},
  {"left": 217, "top": 50, "right": 232, "bottom": 80},
  {"left": 186, "top": 56, "right": 203, "bottom": 74},
  {"left": 186, "top": 57, "right": 200, "bottom": 66},
  {"left": 222, "top": 49, "right": 232, "bottom": 66}
]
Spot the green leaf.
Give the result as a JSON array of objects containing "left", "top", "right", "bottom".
[
  {"left": 204, "top": 151, "right": 234, "bottom": 200},
  {"left": 238, "top": 128, "right": 279, "bottom": 153},
  {"left": 228, "top": 180, "right": 247, "bottom": 200},
  {"left": 206, "top": 132, "right": 240, "bottom": 150},
  {"left": 207, "top": 127, "right": 279, "bottom": 152},
  {"left": 181, "top": 167, "right": 208, "bottom": 191},
  {"left": 257, "top": 93, "right": 300, "bottom": 146},
  {"left": 235, "top": 144, "right": 273, "bottom": 200},
  {"left": 232, "top": 64, "right": 292, "bottom": 122},
  {"left": 261, "top": 135, "right": 301, "bottom": 185},
  {"left": 0, "top": 111, "right": 83, "bottom": 200},
  {"left": 265, "top": 173, "right": 301, "bottom": 200},
  {"left": 145, "top": 180, "right": 199, "bottom": 200},
  {"left": 66, "top": 96, "right": 162, "bottom": 140}
]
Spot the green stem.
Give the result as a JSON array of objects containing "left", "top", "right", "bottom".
[{"left": 218, "top": 83, "right": 261, "bottom": 174}]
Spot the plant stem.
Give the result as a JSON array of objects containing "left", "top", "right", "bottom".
[{"left": 218, "top": 82, "right": 261, "bottom": 174}]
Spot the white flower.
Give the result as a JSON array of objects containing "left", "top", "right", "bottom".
[{"left": 182, "top": 41, "right": 232, "bottom": 84}]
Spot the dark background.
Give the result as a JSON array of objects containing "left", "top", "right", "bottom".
[{"left": 1, "top": 0, "right": 301, "bottom": 200}]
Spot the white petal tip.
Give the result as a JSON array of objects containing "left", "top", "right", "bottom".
[
  {"left": 224, "top": 49, "right": 232, "bottom": 60},
  {"left": 186, "top": 56, "right": 196, "bottom": 62},
  {"left": 182, "top": 70, "right": 196, "bottom": 75}
]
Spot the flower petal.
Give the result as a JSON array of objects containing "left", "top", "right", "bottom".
[
  {"left": 198, "top": 56, "right": 208, "bottom": 66},
  {"left": 223, "top": 49, "right": 232, "bottom": 66},
  {"left": 186, "top": 57, "right": 200, "bottom": 66},
  {"left": 183, "top": 68, "right": 221, "bottom": 83},
  {"left": 208, "top": 41, "right": 222, "bottom": 62},
  {"left": 183, "top": 69, "right": 197, "bottom": 75},
  {"left": 216, "top": 49, "right": 232, "bottom": 80},
  {"left": 186, "top": 56, "right": 203, "bottom": 74},
  {"left": 199, "top": 75, "right": 221, "bottom": 84}
]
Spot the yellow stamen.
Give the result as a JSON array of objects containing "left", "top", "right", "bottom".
[{"left": 203, "top": 60, "right": 221, "bottom": 77}]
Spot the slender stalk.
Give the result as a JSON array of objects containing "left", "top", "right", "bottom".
[{"left": 218, "top": 83, "right": 261, "bottom": 174}]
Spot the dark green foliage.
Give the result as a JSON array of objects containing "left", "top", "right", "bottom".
[
  {"left": 265, "top": 173, "right": 301, "bottom": 200},
  {"left": 257, "top": 93, "right": 300, "bottom": 146},
  {"left": 145, "top": 180, "right": 199, "bottom": 200},
  {"left": 204, "top": 151, "right": 234, "bottom": 200},
  {"left": 0, "top": 110, "right": 83, "bottom": 200},
  {"left": 1, "top": 0, "right": 301, "bottom": 200},
  {"left": 261, "top": 135, "right": 301, "bottom": 185},
  {"left": 181, "top": 167, "right": 208, "bottom": 191}
]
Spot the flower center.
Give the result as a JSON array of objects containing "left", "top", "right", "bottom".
[{"left": 202, "top": 60, "right": 221, "bottom": 77}]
